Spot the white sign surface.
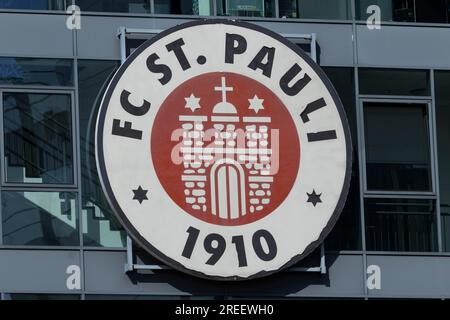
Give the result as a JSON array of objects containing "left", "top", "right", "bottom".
[{"left": 96, "top": 20, "right": 352, "bottom": 280}]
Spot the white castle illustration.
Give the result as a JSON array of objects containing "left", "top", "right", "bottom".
[{"left": 179, "top": 76, "right": 274, "bottom": 220}]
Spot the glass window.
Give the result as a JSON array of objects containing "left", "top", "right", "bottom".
[
  {"left": 415, "top": 0, "right": 449, "bottom": 23},
  {"left": 359, "top": 68, "right": 430, "bottom": 96},
  {"left": 0, "top": 58, "right": 73, "bottom": 87},
  {"left": 365, "top": 198, "right": 437, "bottom": 252},
  {"left": 3, "top": 92, "right": 74, "bottom": 185},
  {"left": 155, "top": 0, "right": 211, "bottom": 15},
  {"left": 217, "top": 0, "right": 275, "bottom": 17},
  {"left": 322, "top": 68, "right": 361, "bottom": 251},
  {"left": 435, "top": 71, "right": 450, "bottom": 251},
  {"left": 357, "top": 0, "right": 414, "bottom": 22},
  {"left": 78, "top": 60, "right": 126, "bottom": 248},
  {"left": 76, "top": 0, "right": 150, "bottom": 13},
  {"left": 280, "top": 0, "right": 351, "bottom": 19},
  {"left": 2, "top": 191, "right": 79, "bottom": 246},
  {"left": 0, "top": 0, "right": 67, "bottom": 10},
  {"left": 3, "top": 293, "right": 80, "bottom": 300},
  {"left": 357, "top": 0, "right": 450, "bottom": 23},
  {"left": 363, "top": 102, "right": 432, "bottom": 192}
]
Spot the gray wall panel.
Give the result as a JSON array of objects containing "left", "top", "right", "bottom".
[
  {"left": 0, "top": 13, "right": 73, "bottom": 58},
  {"left": 84, "top": 251, "right": 364, "bottom": 297},
  {"left": 76, "top": 16, "right": 354, "bottom": 66},
  {"left": 76, "top": 16, "right": 194, "bottom": 60},
  {"left": 0, "top": 250, "right": 81, "bottom": 293},
  {"left": 230, "top": 254, "right": 364, "bottom": 298},
  {"left": 367, "top": 255, "right": 450, "bottom": 298},
  {"left": 0, "top": 13, "right": 354, "bottom": 66},
  {"left": 252, "top": 21, "right": 355, "bottom": 66},
  {"left": 357, "top": 25, "right": 450, "bottom": 69}
]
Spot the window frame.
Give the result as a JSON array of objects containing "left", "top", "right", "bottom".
[
  {"left": 0, "top": 189, "right": 81, "bottom": 247},
  {"left": 359, "top": 96, "right": 436, "bottom": 196},
  {"left": 0, "top": 88, "right": 78, "bottom": 189},
  {"left": 363, "top": 196, "right": 439, "bottom": 253}
]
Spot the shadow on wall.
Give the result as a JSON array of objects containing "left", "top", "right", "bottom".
[{"left": 124, "top": 247, "right": 338, "bottom": 297}]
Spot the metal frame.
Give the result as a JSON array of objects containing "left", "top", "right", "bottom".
[
  {"left": 0, "top": 88, "right": 78, "bottom": 189},
  {"left": 118, "top": 26, "right": 326, "bottom": 275},
  {"left": 429, "top": 69, "right": 443, "bottom": 253},
  {"left": 0, "top": 83, "right": 81, "bottom": 248},
  {"left": 358, "top": 94, "right": 443, "bottom": 253},
  {"left": 0, "top": 0, "right": 449, "bottom": 29},
  {"left": 359, "top": 97, "right": 436, "bottom": 195}
]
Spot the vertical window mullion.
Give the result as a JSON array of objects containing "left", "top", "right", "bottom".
[
  {"left": 430, "top": 69, "right": 443, "bottom": 252},
  {"left": 149, "top": 0, "right": 154, "bottom": 14},
  {"left": 0, "top": 90, "right": 3, "bottom": 246}
]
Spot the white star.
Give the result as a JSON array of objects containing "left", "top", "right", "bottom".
[
  {"left": 248, "top": 95, "right": 264, "bottom": 114},
  {"left": 184, "top": 93, "right": 201, "bottom": 112}
]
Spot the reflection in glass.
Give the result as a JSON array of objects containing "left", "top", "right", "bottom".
[
  {"left": 76, "top": 0, "right": 150, "bottom": 13},
  {"left": 0, "top": 0, "right": 67, "bottom": 10},
  {"left": 415, "top": 0, "right": 449, "bottom": 23},
  {"left": 280, "top": 0, "right": 350, "bottom": 19},
  {"left": 364, "top": 102, "right": 431, "bottom": 192},
  {"left": 2, "top": 191, "right": 79, "bottom": 246},
  {"left": 356, "top": 0, "right": 450, "bottom": 23},
  {"left": 357, "top": 0, "right": 414, "bottom": 22},
  {"left": 0, "top": 58, "right": 73, "bottom": 86},
  {"left": 359, "top": 68, "right": 430, "bottom": 96},
  {"left": 3, "top": 93, "right": 74, "bottom": 184},
  {"left": 322, "top": 68, "right": 361, "bottom": 251},
  {"left": 78, "top": 60, "right": 126, "bottom": 248},
  {"left": 435, "top": 71, "right": 450, "bottom": 251},
  {"left": 365, "top": 198, "right": 437, "bottom": 252},
  {"left": 155, "top": 0, "right": 211, "bottom": 15},
  {"left": 217, "top": 0, "right": 275, "bottom": 17}
]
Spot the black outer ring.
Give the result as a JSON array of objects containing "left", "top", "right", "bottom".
[{"left": 95, "top": 19, "right": 353, "bottom": 281}]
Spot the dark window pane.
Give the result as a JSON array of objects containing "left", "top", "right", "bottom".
[
  {"left": 415, "top": 0, "right": 449, "bottom": 23},
  {"left": 2, "top": 191, "right": 79, "bottom": 246},
  {"left": 78, "top": 60, "right": 126, "bottom": 248},
  {"left": 359, "top": 68, "right": 430, "bottom": 96},
  {"left": 322, "top": 68, "right": 361, "bottom": 251},
  {"left": 356, "top": 0, "right": 415, "bottom": 22},
  {"left": 76, "top": 0, "right": 150, "bottom": 13},
  {"left": 3, "top": 93, "right": 74, "bottom": 184},
  {"left": 0, "top": 58, "right": 73, "bottom": 86},
  {"left": 0, "top": 0, "right": 67, "bottom": 10},
  {"left": 3, "top": 293, "right": 80, "bottom": 300},
  {"left": 435, "top": 71, "right": 450, "bottom": 251},
  {"left": 357, "top": 0, "right": 450, "bottom": 23},
  {"left": 283, "top": 0, "right": 351, "bottom": 19},
  {"left": 364, "top": 102, "right": 431, "bottom": 192},
  {"left": 392, "top": 0, "right": 415, "bottom": 21},
  {"left": 155, "top": 0, "right": 211, "bottom": 15},
  {"left": 365, "top": 198, "right": 437, "bottom": 252},
  {"left": 217, "top": 0, "right": 275, "bottom": 17},
  {"left": 442, "top": 207, "right": 450, "bottom": 251}
]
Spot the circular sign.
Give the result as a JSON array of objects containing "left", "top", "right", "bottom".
[{"left": 96, "top": 20, "right": 352, "bottom": 280}]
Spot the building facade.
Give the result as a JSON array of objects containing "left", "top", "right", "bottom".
[{"left": 0, "top": 0, "right": 450, "bottom": 299}]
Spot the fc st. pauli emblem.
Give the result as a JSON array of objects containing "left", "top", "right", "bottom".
[{"left": 96, "top": 20, "right": 351, "bottom": 280}]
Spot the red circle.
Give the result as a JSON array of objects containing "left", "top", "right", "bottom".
[{"left": 151, "top": 72, "right": 300, "bottom": 226}]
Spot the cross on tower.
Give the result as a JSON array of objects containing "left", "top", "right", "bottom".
[{"left": 215, "top": 76, "right": 233, "bottom": 103}]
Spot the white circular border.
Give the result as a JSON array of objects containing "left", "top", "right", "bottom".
[{"left": 96, "top": 20, "right": 352, "bottom": 280}]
